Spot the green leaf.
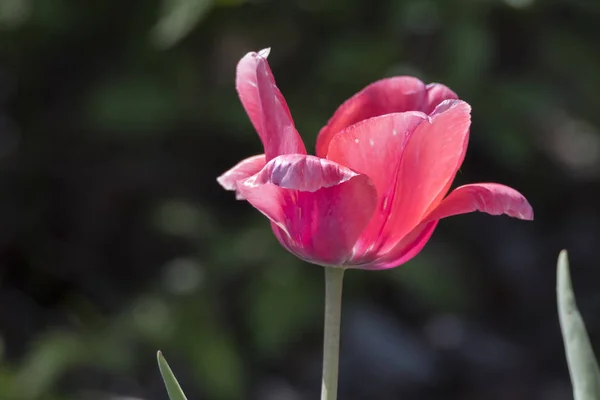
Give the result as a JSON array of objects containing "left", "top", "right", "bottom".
[
  {"left": 157, "top": 351, "right": 188, "bottom": 400},
  {"left": 557, "top": 250, "right": 600, "bottom": 400}
]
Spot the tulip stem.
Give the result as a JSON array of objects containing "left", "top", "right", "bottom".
[{"left": 321, "top": 267, "right": 345, "bottom": 400}]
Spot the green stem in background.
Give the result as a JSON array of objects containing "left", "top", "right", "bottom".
[{"left": 321, "top": 267, "right": 345, "bottom": 400}]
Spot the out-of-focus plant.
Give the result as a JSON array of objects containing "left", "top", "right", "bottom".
[
  {"left": 558, "top": 250, "right": 600, "bottom": 400},
  {"left": 151, "top": 0, "right": 244, "bottom": 49}
]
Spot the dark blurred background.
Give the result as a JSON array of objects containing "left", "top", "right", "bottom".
[{"left": 0, "top": 0, "right": 599, "bottom": 399}]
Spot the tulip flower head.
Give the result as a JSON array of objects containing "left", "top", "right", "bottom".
[{"left": 218, "top": 48, "right": 533, "bottom": 269}]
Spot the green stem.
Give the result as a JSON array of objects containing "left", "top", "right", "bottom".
[{"left": 321, "top": 267, "right": 345, "bottom": 400}]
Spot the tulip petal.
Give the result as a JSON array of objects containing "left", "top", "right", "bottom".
[
  {"left": 316, "top": 78, "right": 459, "bottom": 157},
  {"left": 237, "top": 154, "right": 377, "bottom": 266},
  {"left": 363, "top": 220, "right": 438, "bottom": 270},
  {"left": 236, "top": 49, "right": 306, "bottom": 161},
  {"left": 327, "top": 112, "right": 428, "bottom": 257},
  {"left": 423, "top": 183, "right": 534, "bottom": 222},
  {"left": 316, "top": 77, "right": 427, "bottom": 157},
  {"left": 379, "top": 100, "right": 472, "bottom": 251},
  {"left": 424, "top": 83, "right": 459, "bottom": 114},
  {"left": 217, "top": 154, "right": 266, "bottom": 200}
]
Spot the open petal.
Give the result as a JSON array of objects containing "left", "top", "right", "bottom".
[
  {"left": 236, "top": 49, "right": 306, "bottom": 161},
  {"left": 327, "top": 112, "right": 428, "bottom": 257},
  {"left": 423, "top": 183, "right": 534, "bottom": 222},
  {"left": 237, "top": 154, "right": 377, "bottom": 266},
  {"left": 217, "top": 154, "right": 266, "bottom": 200},
  {"left": 378, "top": 100, "right": 472, "bottom": 252},
  {"left": 316, "top": 77, "right": 427, "bottom": 157}
]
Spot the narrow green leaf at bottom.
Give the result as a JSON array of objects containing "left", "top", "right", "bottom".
[
  {"left": 157, "top": 351, "right": 188, "bottom": 400},
  {"left": 557, "top": 250, "right": 600, "bottom": 400}
]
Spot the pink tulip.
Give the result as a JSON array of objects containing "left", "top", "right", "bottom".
[{"left": 217, "top": 48, "right": 533, "bottom": 269}]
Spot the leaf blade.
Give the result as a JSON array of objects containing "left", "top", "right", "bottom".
[
  {"left": 157, "top": 351, "right": 188, "bottom": 400},
  {"left": 557, "top": 250, "right": 600, "bottom": 400}
]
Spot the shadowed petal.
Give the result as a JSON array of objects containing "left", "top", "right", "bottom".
[
  {"left": 316, "top": 77, "right": 427, "bottom": 157},
  {"left": 363, "top": 220, "right": 438, "bottom": 270},
  {"left": 423, "top": 183, "right": 534, "bottom": 222},
  {"left": 424, "top": 83, "right": 458, "bottom": 114},
  {"left": 217, "top": 154, "right": 266, "bottom": 200},
  {"left": 378, "top": 100, "right": 472, "bottom": 252},
  {"left": 237, "top": 154, "right": 377, "bottom": 266},
  {"left": 236, "top": 49, "right": 306, "bottom": 161},
  {"left": 327, "top": 112, "right": 428, "bottom": 257}
]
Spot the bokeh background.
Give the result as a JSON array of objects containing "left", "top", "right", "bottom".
[{"left": 1, "top": 0, "right": 599, "bottom": 399}]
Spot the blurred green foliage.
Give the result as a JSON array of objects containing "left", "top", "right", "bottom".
[{"left": 0, "top": 0, "right": 600, "bottom": 399}]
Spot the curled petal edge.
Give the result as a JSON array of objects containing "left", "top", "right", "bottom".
[{"left": 217, "top": 154, "right": 266, "bottom": 200}]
